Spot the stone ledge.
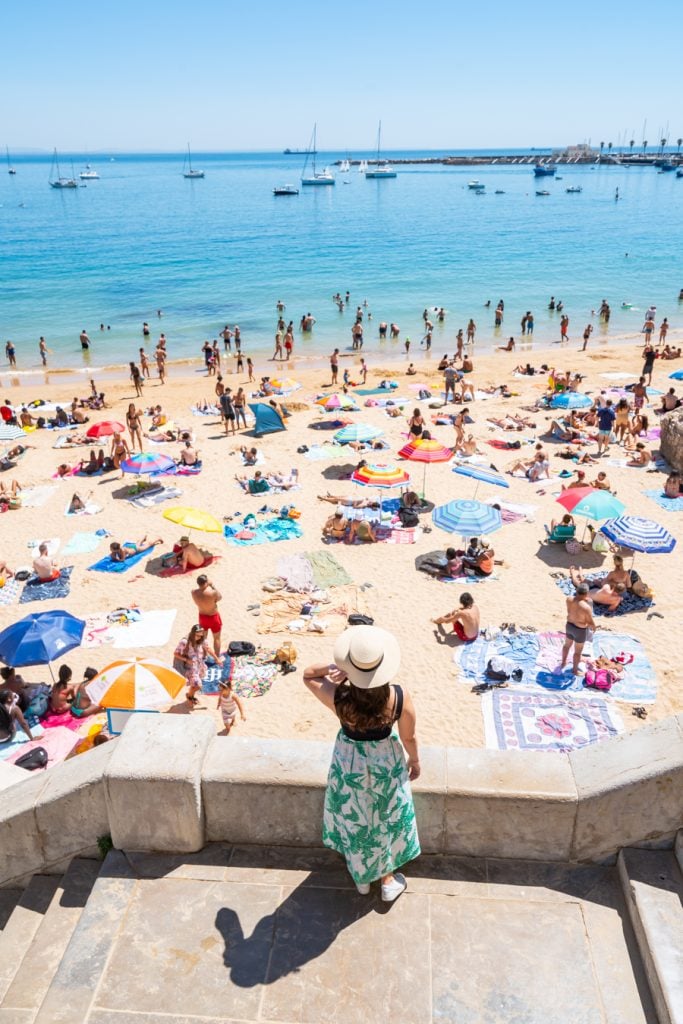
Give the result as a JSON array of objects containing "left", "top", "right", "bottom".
[{"left": 569, "top": 714, "right": 683, "bottom": 862}]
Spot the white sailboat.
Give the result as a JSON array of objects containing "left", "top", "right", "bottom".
[
  {"left": 358, "top": 159, "right": 368, "bottom": 173},
  {"left": 183, "top": 144, "right": 205, "bottom": 179},
  {"left": 49, "top": 149, "right": 78, "bottom": 189},
  {"left": 6, "top": 146, "right": 16, "bottom": 175},
  {"left": 364, "top": 121, "right": 397, "bottom": 179},
  {"left": 339, "top": 157, "right": 351, "bottom": 173},
  {"left": 301, "top": 125, "right": 335, "bottom": 186},
  {"left": 79, "top": 163, "right": 100, "bottom": 180}
]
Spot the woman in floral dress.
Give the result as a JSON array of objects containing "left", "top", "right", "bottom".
[
  {"left": 174, "top": 625, "right": 210, "bottom": 706},
  {"left": 303, "top": 625, "right": 421, "bottom": 902}
]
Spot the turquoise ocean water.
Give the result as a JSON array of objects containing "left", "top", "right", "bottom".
[{"left": 1, "top": 150, "right": 682, "bottom": 376}]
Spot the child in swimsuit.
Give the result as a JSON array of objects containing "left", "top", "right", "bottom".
[{"left": 217, "top": 679, "right": 245, "bottom": 734}]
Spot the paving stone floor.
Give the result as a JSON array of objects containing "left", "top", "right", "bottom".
[{"left": 46, "top": 846, "right": 658, "bottom": 1024}]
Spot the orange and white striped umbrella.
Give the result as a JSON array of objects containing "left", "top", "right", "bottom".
[{"left": 85, "top": 657, "right": 186, "bottom": 709}]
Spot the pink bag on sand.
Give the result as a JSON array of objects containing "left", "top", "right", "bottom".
[{"left": 584, "top": 668, "right": 616, "bottom": 691}]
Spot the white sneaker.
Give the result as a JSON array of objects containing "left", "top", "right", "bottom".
[
  {"left": 381, "top": 873, "right": 407, "bottom": 902},
  {"left": 355, "top": 881, "right": 371, "bottom": 895}
]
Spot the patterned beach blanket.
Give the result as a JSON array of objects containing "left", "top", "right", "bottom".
[
  {"left": 20, "top": 566, "right": 73, "bottom": 604},
  {"left": 455, "top": 629, "right": 657, "bottom": 703},
  {"left": 482, "top": 690, "right": 623, "bottom": 752},
  {"left": 223, "top": 518, "right": 303, "bottom": 546},
  {"left": 554, "top": 574, "right": 653, "bottom": 615},
  {"left": 201, "top": 652, "right": 279, "bottom": 699},
  {"left": 0, "top": 577, "right": 21, "bottom": 606}
]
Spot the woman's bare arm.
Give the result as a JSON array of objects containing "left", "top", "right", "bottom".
[{"left": 302, "top": 663, "right": 344, "bottom": 712}]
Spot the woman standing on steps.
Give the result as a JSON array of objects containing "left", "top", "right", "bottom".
[{"left": 303, "top": 626, "right": 421, "bottom": 902}]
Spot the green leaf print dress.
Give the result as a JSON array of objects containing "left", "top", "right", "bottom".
[{"left": 322, "top": 684, "right": 421, "bottom": 885}]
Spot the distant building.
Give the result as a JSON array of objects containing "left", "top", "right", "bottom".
[{"left": 551, "top": 144, "right": 598, "bottom": 159}]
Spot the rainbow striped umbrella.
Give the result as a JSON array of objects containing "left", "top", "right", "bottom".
[
  {"left": 351, "top": 462, "right": 411, "bottom": 488},
  {"left": 121, "top": 452, "right": 176, "bottom": 476},
  {"left": 334, "top": 423, "right": 384, "bottom": 444},
  {"left": 398, "top": 438, "right": 452, "bottom": 496},
  {"left": 316, "top": 393, "right": 359, "bottom": 411},
  {"left": 85, "top": 657, "right": 186, "bottom": 710}
]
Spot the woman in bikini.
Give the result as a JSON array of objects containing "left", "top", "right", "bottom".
[
  {"left": 110, "top": 432, "right": 130, "bottom": 471},
  {"left": 126, "top": 404, "right": 144, "bottom": 452},
  {"left": 453, "top": 411, "right": 466, "bottom": 450}
]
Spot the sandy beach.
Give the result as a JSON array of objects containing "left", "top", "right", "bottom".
[{"left": 1, "top": 331, "right": 682, "bottom": 752}]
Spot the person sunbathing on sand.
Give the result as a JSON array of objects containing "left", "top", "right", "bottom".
[
  {"left": 109, "top": 536, "right": 162, "bottom": 562},
  {"left": 0, "top": 558, "right": 14, "bottom": 579},
  {"left": 175, "top": 536, "right": 207, "bottom": 571},
  {"left": 177, "top": 440, "right": 200, "bottom": 467},
  {"left": 0, "top": 479, "right": 23, "bottom": 500},
  {"left": 32, "top": 542, "right": 60, "bottom": 581},
  {"left": 569, "top": 566, "right": 625, "bottom": 612},
  {"left": 431, "top": 592, "right": 480, "bottom": 642},
  {"left": 348, "top": 519, "right": 377, "bottom": 543},
  {"left": 317, "top": 493, "right": 380, "bottom": 508},
  {"left": 457, "top": 434, "right": 480, "bottom": 457},
  {"left": 235, "top": 470, "right": 270, "bottom": 494}
]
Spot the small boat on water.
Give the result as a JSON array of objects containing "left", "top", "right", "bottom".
[
  {"left": 49, "top": 149, "right": 78, "bottom": 189},
  {"left": 183, "top": 144, "right": 205, "bottom": 179},
  {"left": 494, "top": 190, "right": 505, "bottom": 194},
  {"left": 6, "top": 147, "right": 16, "bottom": 175},
  {"left": 565, "top": 186, "right": 583, "bottom": 193},
  {"left": 658, "top": 162, "right": 676, "bottom": 173},
  {"left": 365, "top": 122, "right": 397, "bottom": 179},
  {"left": 301, "top": 124, "right": 335, "bottom": 186},
  {"left": 535, "top": 189, "right": 551, "bottom": 196},
  {"left": 79, "top": 164, "right": 99, "bottom": 180},
  {"left": 273, "top": 184, "right": 299, "bottom": 196},
  {"left": 677, "top": 168, "right": 683, "bottom": 178},
  {"left": 467, "top": 180, "right": 483, "bottom": 189},
  {"left": 534, "top": 164, "right": 557, "bottom": 177},
  {"left": 358, "top": 159, "right": 368, "bottom": 173},
  {"left": 339, "top": 158, "right": 351, "bottom": 173}
]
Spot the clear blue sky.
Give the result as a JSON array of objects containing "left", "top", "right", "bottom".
[{"left": 3, "top": 0, "right": 680, "bottom": 151}]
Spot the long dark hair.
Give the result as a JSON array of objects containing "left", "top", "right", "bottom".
[{"left": 334, "top": 681, "right": 392, "bottom": 730}]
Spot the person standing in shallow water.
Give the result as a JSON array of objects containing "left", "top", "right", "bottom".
[{"left": 303, "top": 625, "right": 421, "bottom": 902}]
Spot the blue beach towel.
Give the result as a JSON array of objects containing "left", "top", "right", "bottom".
[
  {"left": 20, "top": 567, "right": 74, "bottom": 604},
  {"left": 88, "top": 544, "right": 155, "bottom": 573},
  {"left": 643, "top": 489, "right": 683, "bottom": 513},
  {"left": 223, "top": 518, "right": 303, "bottom": 547},
  {"left": 63, "top": 531, "right": 104, "bottom": 555}
]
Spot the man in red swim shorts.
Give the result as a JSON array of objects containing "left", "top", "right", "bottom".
[
  {"left": 431, "top": 592, "right": 480, "bottom": 643},
  {"left": 191, "top": 574, "right": 223, "bottom": 658}
]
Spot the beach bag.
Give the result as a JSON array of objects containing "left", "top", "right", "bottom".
[
  {"left": 584, "top": 668, "right": 616, "bottom": 691},
  {"left": 565, "top": 539, "right": 581, "bottom": 555},
  {"left": 486, "top": 656, "right": 515, "bottom": 682},
  {"left": 24, "top": 684, "right": 51, "bottom": 719},
  {"left": 347, "top": 614, "right": 375, "bottom": 626},
  {"left": 418, "top": 389, "right": 432, "bottom": 400},
  {"left": 398, "top": 508, "right": 419, "bottom": 528},
  {"left": 14, "top": 746, "right": 48, "bottom": 771},
  {"left": 227, "top": 641, "right": 256, "bottom": 658}
]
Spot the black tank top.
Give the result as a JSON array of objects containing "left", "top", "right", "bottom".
[{"left": 340, "top": 685, "right": 403, "bottom": 741}]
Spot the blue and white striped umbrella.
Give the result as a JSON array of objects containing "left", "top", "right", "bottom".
[
  {"left": 600, "top": 516, "right": 676, "bottom": 554},
  {"left": 432, "top": 499, "right": 503, "bottom": 536},
  {"left": 549, "top": 392, "right": 593, "bottom": 410},
  {"left": 452, "top": 464, "right": 510, "bottom": 489},
  {"left": 0, "top": 424, "right": 25, "bottom": 441}
]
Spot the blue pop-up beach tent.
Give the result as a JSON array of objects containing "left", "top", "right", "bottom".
[{"left": 249, "top": 403, "right": 286, "bottom": 436}]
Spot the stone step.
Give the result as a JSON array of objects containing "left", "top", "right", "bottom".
[
  {"left": 0, "top": 859, "right": 100, "bottom": 1021},
  {"left": 0, "top": 876, "right": 61, "bottom": 1005},
  {"left": 0, "top": 891, "right": 23, "bottom": 934},
  {"left": 33, "top": 852, "right": 137, "bottom": 1024},
  {"left": 618, "top": 847, "right": 683, "bottom": 1024}
]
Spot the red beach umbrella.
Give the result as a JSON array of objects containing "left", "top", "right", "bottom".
[{"left": 86, "top": 420, "right": 125, "bottom": 438}]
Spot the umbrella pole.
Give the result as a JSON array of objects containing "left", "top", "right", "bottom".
[{"left": 422, "top": 463, "right": 427, "bottom": 500}]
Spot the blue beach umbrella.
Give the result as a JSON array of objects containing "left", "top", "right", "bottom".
[
  {"left": 452, "top": 464, "right": 510, "bottom": 491},
  {"left": 432, "top": 499, "right": 503, "bottom": 537},
  {"left": 600, "top": 516, "right": 675, "bottom": 554},
  {"left": 549, "top": 393, "right": 593, "bottom": 410},
  {"left": 334, "top": 423, "right": 384, "bottom": 444},
  {"left": 0, "top": 610, "right": 85, "bottom": 679},
  {"left": 668, "top": 370, "right": 683, "bottom": 381}
]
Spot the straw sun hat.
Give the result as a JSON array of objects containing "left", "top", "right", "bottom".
[{"left": 333, "top": 625, "right": 401, "bottom": 690}]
